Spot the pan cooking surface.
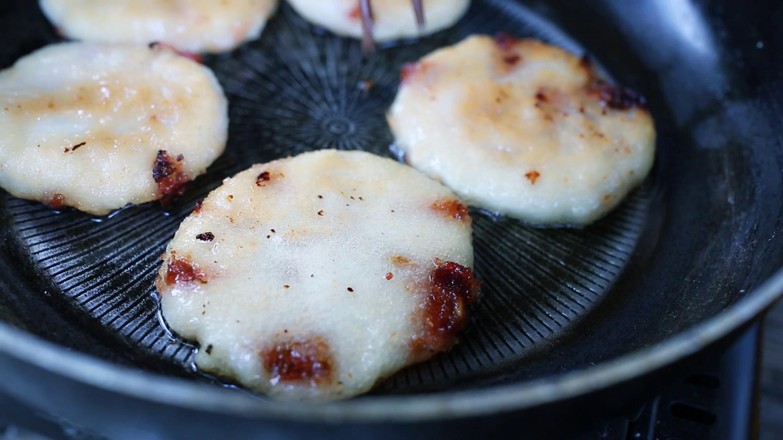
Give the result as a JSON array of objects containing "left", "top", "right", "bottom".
[{"left": 2, "top": 0, "right": 655, "bottom": 395}]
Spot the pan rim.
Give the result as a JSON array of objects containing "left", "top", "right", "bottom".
[{"left": 0, "top": 267, "right": 781, "bottom": 422}]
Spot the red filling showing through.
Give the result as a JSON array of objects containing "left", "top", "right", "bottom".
[
  {"left": 153, "top": 150, "right": 189, "bottom": 205},
  {"left": 263, "top": 338, "right": 333, "bottom": 384},
  {"left": 413, "top": 261, "right": 480, "bottom": 356},
  {"left": 164, "top": 255, "right": 207, "bottom": 286},
  {"left": 431, "top": 199, "right": 469, "bottom": 221}
]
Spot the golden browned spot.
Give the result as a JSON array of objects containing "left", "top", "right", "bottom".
[
  {"left": 532, "top": 87, "right": 563, "bottom": 118},
  {"left": 525, "top": 170, "right": 541, "bottom": 185},
  {"left": 493, "top": 85, "right": 511, "bottom": 105},
  {"left": 164, "top": 254, "right": 207, "bottom": 286},
  {"left": 603, "top": 194, "right": 613, "bottom": 201},
  {"left": 431, "top": 199, "right": 469, "bottom": 221},
  {"left": 262, "top": 336, "right": 334, "bottom": 385},
  {"left": 153, "top": 150, "right": 189, "bottom": 205},
  {"left": 391, "top": 255, "right": 412, "bottom": 266}
]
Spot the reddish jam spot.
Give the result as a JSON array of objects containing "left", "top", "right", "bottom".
[
  {"left": 493, "top": 34, "right": 522, "bottom": 73},
  {"left": 401, "top": 62, "right": 427, "bottom": 84},
  {"left": 535, "top": 91, "right": 548, "bottom": 103},
  {"left": 413, "top": 261, "right": 480, "bottom": 355},
  {"left": 164, "top": 255, "right": 207, "bottom": 286},
  {"left": 153, "top": 150, "right": 189, "bottom": 205},
  {"left": 385, "top": 272, "right": 394, "bottom": 280},
  {"left": 493, "top": 32, "right": 517, "bottom": 51},
  {"left": 431, "top": 199, "right": 469, "bottom": 221},
  {"left": 148, "top": 41, "right": 201, "bottom": 63},
  {"left": 193, "top": 201, "right": 203, "bottom": 214},
  {"left": 256, "top": 171, "right": 271, "bottom": 186},
  {"left": 46, "top": 193, "right": 66, "bottom": 209},
  {"left": 263, "top": 337, "right": 333, "bottom": 384},
  {"left": 525, "top": 170, "right": 541, "bottom": 185},
  {"left": 503, "top": 54, "right": 521, "bottom": 66},
  {"left": 588, "top": 82, "right": 646, "bottom": 110},
  {"left": 348, "top": 2, "right": 361, "bottom": 20}
]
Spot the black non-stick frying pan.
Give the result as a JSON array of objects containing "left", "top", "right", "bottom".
[{"left": 0, "top": 0, "right": 782, "bottom": 438}]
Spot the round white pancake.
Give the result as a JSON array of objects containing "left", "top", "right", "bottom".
[
  {"left": 157, "top": 149, "right": 478, "bottom": 400},
  {"left": 39, "top": 0, "right": 278, "bottom": 53},
  {"left": 286, "top": 0, "right": 469, "bottom": 42},
  {"left": 388, "top": 35, "right": 656, "bottom": 226},
  {"left": 0, "top": 42, "right": 228, "bottom": 215}
]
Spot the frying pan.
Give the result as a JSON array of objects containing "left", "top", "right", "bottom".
[{"left": 0, "top": 0, "right": 782, "bottom": 438}]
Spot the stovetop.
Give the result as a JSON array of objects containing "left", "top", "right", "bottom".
[{"left": 761, "top": 300, "right": 783, "bottom": 440}]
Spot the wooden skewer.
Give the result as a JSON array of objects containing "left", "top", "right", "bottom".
[
  {"left": 412, "top": 0, "right": 425, "bottom": 29},
  {"left": 359, "top": 0, "right": 375, "bottom": 54},
  {"left": 360, "top": 0, "right": 427, "bottom": 54}
]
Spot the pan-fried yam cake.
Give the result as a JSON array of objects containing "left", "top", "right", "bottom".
[
  {"left": 39, "top": 0, "right": 278, "bottom": 54},
  {"left": 388, "top": 35, "right": 656, "bottom": 226},
  {"left": 156, "top": 149, "right": 479, "bottom": 400},
  {"left": 0, "top": 42, "right": 228, "bottom": 216},
  {"left": 286, "top": 0, "right": 470, "bottom": 42}
]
